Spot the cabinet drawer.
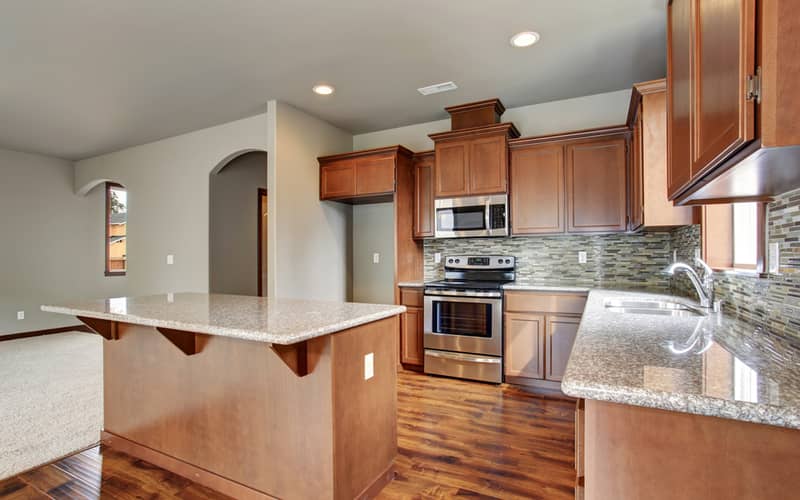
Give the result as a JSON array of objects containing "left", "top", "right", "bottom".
[
  {"left": 399, "top": 287, "right": 423, "bottom": 307},
  {"left": 505, "top": 291, "right": 587, "bottom": 315}
]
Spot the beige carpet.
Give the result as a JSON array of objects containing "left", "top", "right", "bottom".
[{"left": 0, "top": 331, "right": 103, "bottom": 479}]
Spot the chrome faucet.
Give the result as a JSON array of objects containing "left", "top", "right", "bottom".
[{"left": 665, "top": 257, "right": 715, "bottom": 309}]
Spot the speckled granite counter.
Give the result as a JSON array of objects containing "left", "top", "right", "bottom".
[
  {"left": 562, "top": 289, "right": 800, "bottom": 429},
  {"left": 42, "top": 292, "right": 405, "bottom": 345}
]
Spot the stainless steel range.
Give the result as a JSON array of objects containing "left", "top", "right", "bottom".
[{"left": 423, "top": 255, "right": 515, "bottom": 383}]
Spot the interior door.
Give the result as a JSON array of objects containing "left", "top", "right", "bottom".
[
  {"left": 691, "top": 0, "right": 756, "bottom": 177},
  {"left": 667, "top": 0, "right": 694, "bottom": 198},
  {"left": 510, "top": 144, "right": 565, "bottom": 234}
]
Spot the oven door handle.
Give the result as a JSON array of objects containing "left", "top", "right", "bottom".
[
  {"left": 424, "top": 289, "right": 502, "bottom": 298},
  {"left": 425, "top": 350, "right": 501, "bottom": 364}
]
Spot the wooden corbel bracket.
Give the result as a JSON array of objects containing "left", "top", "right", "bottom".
[
  {"left": 77, "top": 316, "right": 119, "bottom": 341},
  {"left": 156, "top": 328, "right": 209, "bottom": 356},
  {"left": 270, "top": 341, "right": 313, "bottom": 377}
]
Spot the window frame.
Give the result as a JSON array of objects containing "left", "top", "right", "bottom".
[
  {"left": 105, "top": 182, "right": 127, "bottom": 277},
  {"left": 701, "top": 202, "right": 767, "bottom": 274}
]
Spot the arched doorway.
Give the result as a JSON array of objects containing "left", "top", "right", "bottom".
[{"left": 209, "top": 150, "right": 268, "bottom": 296}]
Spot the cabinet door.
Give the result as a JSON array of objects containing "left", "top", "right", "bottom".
[
  {"left": 630, "top": 104, "right": 645, "bottom": 230},
  {"left": 691, "top": 0, "right": 756, "bottom": 177},
  {"left": 510, "top": 144, "right": 565, "bottom": 234},
  {"left": 504, "top": 312, "right": 545, "bottom": 380},
  {"left": 413, "top": 156, "right": 434, "bottom": 238},
  {"left": 566, "top": 138, "right": 628, "bottom": 233},
  {"left": 320, "top": 159, "right": 356, "bottom": 200},
  {"left": 547, "top": 315, "right": 580, "bottom": 382},
  {"left": 355, "top": 155, "right": 395, "bottom": 195},
  {"left": 401, "top": 307, "right": 424, "bottom": 366},
  {"left": 667, "top": 0, "right": 693, "bottom": 198},
  {"left": 469, "top": 134, "right": 507, "bottom": 195},
  {"left": 434, "top": 140, "right": 470, "bottom": 197}
]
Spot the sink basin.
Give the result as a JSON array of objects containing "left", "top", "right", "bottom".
[{"left": 603, "top": 299, "right": 705, "bottom": 317}]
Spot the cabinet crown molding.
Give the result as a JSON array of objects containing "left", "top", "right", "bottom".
[
  {"left": 318, "top": 144, "right": 413, "bottom": 164},
  {"left": 508, "top": 125, "right": 630, "bottom": 150},
  {"left": 445, "top": 98, "right": 506, "bottom": 117},
  {"left": 428, "top": 122, "right": 521, "bottom": 142}
]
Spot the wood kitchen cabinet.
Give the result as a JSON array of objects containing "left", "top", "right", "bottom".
[
  {"left": 510, "top": 144, "right": 565, "bottom": 234},
  {"left": 628, "top": 79, "right": 694, "bottom": 230},
  {"left": 398, "top": 286, "right": 424, "bottom": 369},
  {"left": 667, "top": 0, "right": 800, "bottom": 204},
  {"left": 412, "top": 151, "right": 435, "bottom": 239},
  {"left": 504, "top": 291, "right": 587, "bottom": 390},
  {"left": 319, "top": 145, "right": 413, "bottom": 203},
  {"left": 429, "top": 123, "right": 520, "bottom": 198},
  {"left": 509, "top": 127, "right": 629, "bottom": 235},
  {"left": 566, "top": 137, "right": 628, "bottom": 233}
]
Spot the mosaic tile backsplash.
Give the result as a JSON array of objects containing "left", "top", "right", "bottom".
[{"left": 425, "top": 232, "right": 679, "bottom": 290}]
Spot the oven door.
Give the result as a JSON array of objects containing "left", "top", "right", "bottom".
[{"left": 424, "top": 291, "right": 502, "bottom": 356}]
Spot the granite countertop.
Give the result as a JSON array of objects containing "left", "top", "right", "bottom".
[
  {"left": 42, "top": 293, "right": 405, "bottom": 345},
  {"left": 562, "top": 289, "right": 800, "bottom": 429},
  {"left": 397, "top": 281, "right": 424, "bottom": 288}
]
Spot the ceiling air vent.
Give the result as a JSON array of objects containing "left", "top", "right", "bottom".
[{"left": 417, "top": 81, "right": 458, "bottom": 96}]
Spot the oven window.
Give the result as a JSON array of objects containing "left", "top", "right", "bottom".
[
  {"left": 437, "top": 206, "right": 486, "bottom": 231},
  {"left": 431, "top": 300, "right": 492, "bottom": 337}
]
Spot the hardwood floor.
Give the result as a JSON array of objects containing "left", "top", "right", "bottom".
[{"left": 0, "top": 371, "right": 577, "bottom": 499}]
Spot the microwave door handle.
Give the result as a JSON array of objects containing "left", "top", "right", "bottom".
[{"left": 484, "top": 200, "right": 491, "bottom": 230}]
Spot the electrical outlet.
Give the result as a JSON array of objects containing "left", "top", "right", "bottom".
[
  {"left": 673, "top": 250, "right": 678, "bottom": 263},
  {"left": 769, "top": 243, "right": 780, "bottom": 274},
  {"left": 16, "top": 311, "right": 24, "bottom": 320},
  {"left": 372, "top": 252, "right": 380, "bottom": 264},
  {"left": 578, "top": 251, "right": 587, "bottom": 264},
  {"left": 694, "top": 248, "right": 701, "bottom": 260},
  {"left": 364, "top": 352, "right": 374, "bottom": 380},
  {"left": 167, "top": 292, "right": 174, "bottom": 303},
  {"left": 166, "top": 254, "right": 174, "bottom": 265},
  {"left": 434, "top": 252, "right": 442, "bottom": 264}
]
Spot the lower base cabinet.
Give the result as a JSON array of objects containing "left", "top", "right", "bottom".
[
  {"left": 503, "top": 291, "right": 586, "bottom": 387},
  {"left": 399, "top": 286, "right": 424, "bottom": 368}
]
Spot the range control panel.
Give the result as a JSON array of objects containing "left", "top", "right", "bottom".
[{"left": 444, "top": 255, "right": 515, "bottom": 270}]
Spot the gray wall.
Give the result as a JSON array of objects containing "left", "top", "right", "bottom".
[
  {"left": 267, "top": 101, "right": 354, "bottom": 301},
  {"left": 74, "top": 114, "right": 269, "bottom": 298},
  {"left": 209, "top": 151, "right": 267, "bottom": 295},
  {"left": 352, "top": 203, "right": 395, "bottom": 304},
  {"left": 0, "top": 149, "right": 124, "bottom": 334}
]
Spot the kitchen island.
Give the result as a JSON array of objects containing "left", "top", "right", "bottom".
[
  {"left": 562, "top": 289, "right": 800, "bottom": 500},
  {"left": 42, "top": 293, "right": 405, "bottom": 500}
]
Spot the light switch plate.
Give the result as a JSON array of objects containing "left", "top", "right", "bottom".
[
  {"left": 17, "top": 311, "right": 24, "bottom": 320},
  {"left": 578, "top": 251, "right": 587, "bottom": 264},
  {"left": 364, "top": 353, "right": 374, "bottom": 380},
  {"left": 166, "top": 254, "right": 174, "bottom": 265},
  {"left": 167, "top": 292, "right": 174, "bottom": 303},
  {"left": 434, "top": 252, "right": 442, "bottom": 264},
  {"left": 373, "top": 252, "right": 380, "bottom": 264}
]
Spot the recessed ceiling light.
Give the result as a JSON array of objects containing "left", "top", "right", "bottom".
[
  {"left": 312, "top": 84, "right": 335, "bottom": 95},
  {"left": 510, "top": 31, "right": 540, "bottom": 48}
]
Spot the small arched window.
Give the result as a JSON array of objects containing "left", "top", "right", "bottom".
[{"left": 105, "top": 182, "right": 127, "bottom": 276}]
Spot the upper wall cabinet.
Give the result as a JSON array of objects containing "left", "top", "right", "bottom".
[
  {"left": 627, "top": 79, "right": 694, "bottom": 230},
  {"left": 412, "top": 151, "right": 435, "bottom": 239},
  {"left": 509, "top": 127, "right": 630, "bottom": 235},
  {"left": 319, "top": 145, "right": 413, "bottom": 204},
  {"left": 429, "top": 124, "right": 520, "bottom": 198},
  {"left": 667, "top": 0, "right": 800, "bottom": 204}
]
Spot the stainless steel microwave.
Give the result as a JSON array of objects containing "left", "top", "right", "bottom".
[{"left": 434, "top": 194, "right": 508, "bottom": 238}]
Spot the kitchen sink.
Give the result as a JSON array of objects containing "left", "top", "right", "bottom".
[{"left": 603, "top": 298, "right": 706, "bottom": 317}]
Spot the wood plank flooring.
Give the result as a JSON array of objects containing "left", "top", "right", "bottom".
[{"left": 0, "top": 371, "right": 577, "bottom": 499}]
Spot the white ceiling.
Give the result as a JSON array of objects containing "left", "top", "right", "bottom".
[{"left": 0, "top": 0, "right": 666, "bottom": 160}]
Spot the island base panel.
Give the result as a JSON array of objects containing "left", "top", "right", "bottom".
[
  {"left": 102, "top": 316, "right": 399, "bottom": 500},
  {"left": 584, "top": 400, "right": 800, "bottom": 500}
]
